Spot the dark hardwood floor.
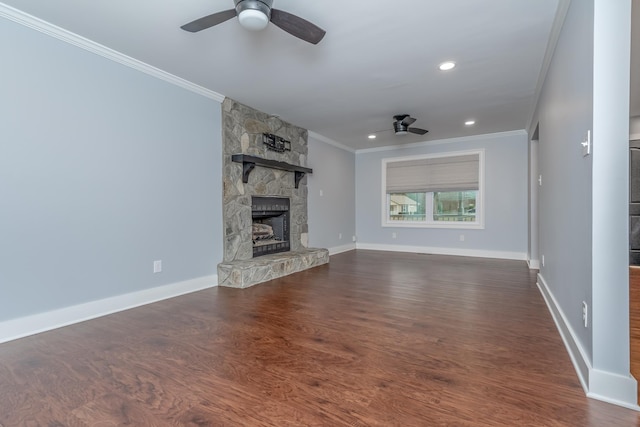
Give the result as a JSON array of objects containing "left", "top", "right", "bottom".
[{"left": 1, "top": 250, "right": 639, "bottom": 426}]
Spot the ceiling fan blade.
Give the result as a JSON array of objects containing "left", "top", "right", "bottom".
[
  {"left": 408, "top": 127, "right": 429, "bottom": 135},
  {"left": 181, "top": 9, "right": 237, "bottom": 32},
  {"left": 270, "top": 9, "right": 326, "bottom": 44},
  {"left": 402, "top": 116, "right": 417, "bottom": 126}
]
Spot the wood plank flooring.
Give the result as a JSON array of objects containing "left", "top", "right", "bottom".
[{"left": 1, "top": 250, "right": 639, "bottom": 426}]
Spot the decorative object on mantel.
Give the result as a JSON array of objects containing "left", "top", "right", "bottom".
[
  {"left": 231, "top": 154, "right": 312, "bottom": 189},
  {"left": 262, "top": 133, "right": 291, "bottom": 152}
]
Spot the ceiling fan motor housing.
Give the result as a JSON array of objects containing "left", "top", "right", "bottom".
[
  {"left": 393, "top": 121, "right": 409, "bottom": 135},
  {"left": 393, "top": 115, "right": 411, "bottom": 135},
  {"left": 234, "top": 0, "right": 273, "bottom": 19}
]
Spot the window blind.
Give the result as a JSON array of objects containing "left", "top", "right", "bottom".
[{"left": 386, "top": 154, "right": 479, "bottom": 193}]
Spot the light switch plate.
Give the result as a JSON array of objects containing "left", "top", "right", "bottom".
[{"left": 582, "top": 130, "right": 591, "bottom": 157}]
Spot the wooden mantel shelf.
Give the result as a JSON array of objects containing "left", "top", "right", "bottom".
[{"left": 231, "top": 154, "right": 313, "bottom": 189}]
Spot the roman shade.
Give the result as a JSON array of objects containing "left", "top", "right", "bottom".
[{"left": 386, "top": 154, "right": 479, "bottom": 193}]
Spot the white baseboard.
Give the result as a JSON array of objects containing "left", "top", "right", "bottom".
[
  {"left": 329, "top": 243, "right": 356, "bottom": 255},
  {"left": 588, "top": 369, "right": 640, "bottom": 411},
  {"left": 537, "top": 274, "right": 639, "bottom": 411},
  {"left": 355, "top": 243, "right": 527, "bottom": 261},
  {"left": 536, "top": 274, "right": 590, "bottom": 392},
  {"left": 0, "top": 275, "right": 218, "bottom": 344}
]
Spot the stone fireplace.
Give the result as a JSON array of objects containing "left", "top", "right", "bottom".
[{"left": 217, "top": 98, "right": 329, "bottom": 288}]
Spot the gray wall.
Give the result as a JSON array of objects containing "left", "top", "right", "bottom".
[
  {"left": 307, "top": 136, "right": 356, "bottom": 252},
  {"left": 529, "top": 0, "right": 595, "bottom": 358},
  {"left": 354, "top": 132, "right": 528, "bottom": 257},
  {"left": 0, "top": 18, "right": 223, "bottom": 322},
  {"left": 529, "top": 0, "right": 633, "bottom": 398}
]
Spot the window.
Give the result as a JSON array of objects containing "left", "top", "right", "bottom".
[
  {"left": 433, "top": 191, "right": 477, "bottom": 222},
  {"left": 382, "top": 150, "right": 484, "bottom": 228}
]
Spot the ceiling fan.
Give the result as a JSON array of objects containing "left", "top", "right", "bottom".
[
  {"left": 393, "top": 115, "right": 428, "bottom": 135},
  {"left": 181, "top": 0, "right": 326, "bottom": 45}
]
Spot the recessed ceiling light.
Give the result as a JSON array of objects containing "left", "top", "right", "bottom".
[
  {"left": 368, "top": 134, "right": 377, "bottom": 139},
  {"left": 439, "top": 61, "right": 456, "bottom": 71},
  {"left": 465, "top": 120, "right": 476, "bottom": 126}
]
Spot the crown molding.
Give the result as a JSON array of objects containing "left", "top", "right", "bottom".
[
  {"left": 0, "top": 3, "right": 225, "bottom": 103},
  {"left": 308, "top": 131, "right": 356, "bottom": 153},
  {"left": 526, "top": 0, "right": 572, "bottom": 132}
]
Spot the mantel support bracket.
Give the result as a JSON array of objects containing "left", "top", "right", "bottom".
[
  {"left": 294, "top": 171, "right": 306, "bottom": 189},
  {"left": 241, "top": 162, "right": 256, "bottom": 184}
]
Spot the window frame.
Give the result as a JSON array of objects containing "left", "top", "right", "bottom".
[{"left": 381, "top": 149, "right": 485, "bottom": 229}]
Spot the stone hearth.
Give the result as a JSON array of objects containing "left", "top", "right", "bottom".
[
  {"left": 218, "top": 98, "right": 328, "bottom": 288},
  {"left": 218, "top": 249, "right": 329, "bottom": 288}
]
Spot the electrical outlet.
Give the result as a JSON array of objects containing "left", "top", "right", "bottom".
[
  {"left": 538, "top": 174, "right": 542, "bottom": 186},
  {"left": 392, "top": 232, "right": 397, "bottom": 239},
  {"left": 582, "top": 301, "right": 588, "bottom": 327},
  {"left": 319, "top": 189, "right": 324, "bottom": 196},
  {"left": 153, "top": 260, "right": 162, "bottom": 273},
  {"left": 339, "top": 233, "right": 342, "bottom": 240},
  {"left": 542, "top": 255, "right": 545, "bottom": 267},
  {"left": 352, "top": 235, "right": 357, "bottom": 242},
  {"left": 459, "top": 234, "right": 465, "bottom": 242}
]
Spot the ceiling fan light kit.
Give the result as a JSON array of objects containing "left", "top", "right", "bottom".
[
  {"left": 236, "top": 0, "right": 271, "bottom": 31},
  {"left": 238, "top": 10, "right": 269, "bottom": 30}
]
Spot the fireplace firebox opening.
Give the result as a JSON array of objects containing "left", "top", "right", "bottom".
[{"left": 252, "top": 196, "right": 290, "bottom": 257}]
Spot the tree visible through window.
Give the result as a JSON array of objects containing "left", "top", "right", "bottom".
[{"left": 433, "top": 191, "right": 476, "bottom": 221}]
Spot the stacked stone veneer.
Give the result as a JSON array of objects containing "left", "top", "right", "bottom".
[{"left": 218, "top": 98, "right": 328, "bottom": 288}]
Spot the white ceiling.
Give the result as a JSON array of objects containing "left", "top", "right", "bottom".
[{"left": 2, "top": 0, "right": 570, "bottom": 150}]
